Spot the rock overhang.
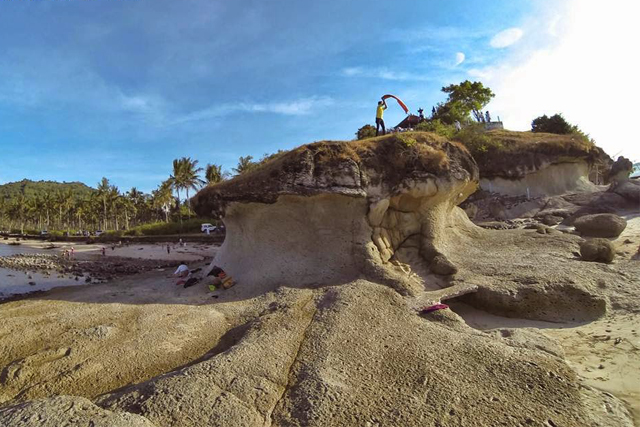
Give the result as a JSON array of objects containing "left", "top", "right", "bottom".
[
  {"left": 192, "top": 132, "right": 479, "bottom": 217},
  {"left": 192, "top": 133, "right": 480, "bottom": 295}
]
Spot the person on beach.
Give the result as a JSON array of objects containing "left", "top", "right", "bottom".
[
  {"left": 101, "top": 247, "right": 106, "bottom": 256},
  {"left": 376, "top": 99, "right": 387, "bottom": 136},
  {"left": 174, "top": 263, "right": 190, "bottom": 278},
  {"left": 70, "top": 247, "right": 75, "bottom": 258},
  {"left": 167, "top": 244, "right": 171, "bottom": 254}
]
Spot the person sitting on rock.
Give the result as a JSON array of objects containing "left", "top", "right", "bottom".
[{"left": 376, "top": 99, "right": 387, "bottom": 136}]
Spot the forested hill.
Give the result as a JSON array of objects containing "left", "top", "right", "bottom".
[{"left": 0, "top": 179, "right": 95, "bottom": 200}]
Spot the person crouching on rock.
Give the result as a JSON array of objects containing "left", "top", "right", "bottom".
[
  {"left": 376, "top": 99, "right": 387, "bottom": 136},
  {"left": 173, "top": 262, "right": 190, "bottom": 285}
]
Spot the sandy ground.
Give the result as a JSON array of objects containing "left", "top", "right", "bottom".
[
  {"left": 2, "top": 239, "right": 214, "bottom": 262},
  {"left": 0, "top": 240, "right": 218, "bottom": 299},
  {"left": 450, "top": 301, "right": 640, "bottom": 423}
]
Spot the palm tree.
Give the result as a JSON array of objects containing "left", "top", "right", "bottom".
[
  {"left": 233, "top": 156, "right": 257, "bottom": 175},
  {"left": 97, "top": 177, "right": 110, "bottom": 231},
  {"left": 152, "top": 180, "right": 174, "bottom": 223},
  {"left": 10, "top": 194, "right": 27, "bottom": 234},
  {"left": 54, "top": 190, "right": 66, "bottom": 230},
  {"left": 42, "top": 192, "right": 52, "bottom": 229},
  {"left": 169, "top": 157, "right": 205, "bottom": 219},
  {"left": 205, "top": 163, "right": 226, "bottom": 185}
]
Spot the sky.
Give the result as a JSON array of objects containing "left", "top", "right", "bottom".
[{"left": 1, "top": 0, "right": 638, "bottom": 193}]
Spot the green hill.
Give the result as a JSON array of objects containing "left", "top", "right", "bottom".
[{"left": 0, "top": 179, "right": 95, "bottom": 201}]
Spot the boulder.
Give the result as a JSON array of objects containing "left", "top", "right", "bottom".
[
  {"left": 574, "top": 213, "right": 627, "bottom": 238},
  {"left": 608, "top": 156, "right": 633, "bottom": 182},
  {"left": 541, "top": 214, "right": 563, "bottom": 226},
  {"left": 580, "top": 238, "right": 616, "bottom": 263},
  {"left": 612, "top": 179, "right": 640, "bottom": 203}
]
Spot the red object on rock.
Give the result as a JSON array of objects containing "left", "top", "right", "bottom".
[{"left": 420, "top": 303, "right": 449, "bottom": 314}]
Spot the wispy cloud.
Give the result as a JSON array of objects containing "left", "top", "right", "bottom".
[
  {"left": 340, "top": 67, "right": 432, "bottom": 81},
  {"left": 490, "top": 28, "right": 524, "bottom": 48},
  {"left": 173, "top": 96, "right": 334, "bottom": 125}
]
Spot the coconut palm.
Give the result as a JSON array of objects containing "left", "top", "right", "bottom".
[
  {"left": 168, "top": 157, "right": 205, "bottom": 218},
  {"left": 152, "top": 180, "right": 174, "bottom": 223},
  {"left": 205, "top": 163, "right": 227, "bottom": 185},
  {"left": 97, "top": 177, "right": 110, "bottom": 231},
  {"left": 233, "top": 155, "right": 257, "bottom": 175}
]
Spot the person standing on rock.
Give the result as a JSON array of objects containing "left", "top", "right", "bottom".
[{"left": 376, "top": 99, "right": 387, "bottom": 136}]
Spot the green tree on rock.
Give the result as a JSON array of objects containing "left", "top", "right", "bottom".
[
  {"left": 531, "top": 114, "right": 578, "bottom": 134},
  {"left": 433, "top": 80, "right": 494, "bottom": 124},
  {"left": 356, "top": 124, "right": 377, "bottom": 140}
]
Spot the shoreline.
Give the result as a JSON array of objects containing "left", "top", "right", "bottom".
[{"left": 0, "top": 240, "right": 218, "bottom": 300}]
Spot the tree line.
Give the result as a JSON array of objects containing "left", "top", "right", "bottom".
[{"left": 0, "top": 154, "right": 273, "bottom": 234}]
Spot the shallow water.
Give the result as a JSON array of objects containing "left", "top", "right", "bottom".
[
  {"left": 0, "top": 243, "right": 83, "bottom": 299},
  {"left": 0, "top": 243, "right": 48, "bottom": 257}
]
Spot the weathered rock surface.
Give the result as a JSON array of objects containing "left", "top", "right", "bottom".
[
  {"left": 580, "top": 238, "right": 616, "bottom": 263},
  {"left": 612, "top": 179, "right": 640, "bottom": 203},
  {"left": 608, "top": 156, "right": 634, "bottom": 182},
  {"left": 192, "top": 133, "right": 480, "bottom": 295},
  {"left": 96, "top": 283, "right": 629, "bottom": 427},
  {"left": 0, "top": 396, "right": 157, "bottom": 427},
  {"left": 475, "top": 130, "right": 600, "bottom": 197},
  {"left": 574, "top": 213, "right": 627, "bottom": 238}
]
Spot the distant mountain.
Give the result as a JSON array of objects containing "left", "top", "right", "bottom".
[{"left": 0, "top": 179, "right": 95, "bottom": 200}]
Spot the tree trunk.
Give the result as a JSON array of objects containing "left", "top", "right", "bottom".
[{"left": 186, "top": 188, "right": 191, "bottom": 218}]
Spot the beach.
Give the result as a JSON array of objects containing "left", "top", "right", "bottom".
[{"left": 0, "top": 238, "right": 218, "bottom": 300}]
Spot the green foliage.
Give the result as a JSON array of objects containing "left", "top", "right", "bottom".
[
  {"left": 233, "top": 155, "right": 258, "bottom": 175},
  {"left": 415, "top": 119, "right": 456, "bottom": 139},
  {"left": 393, "top": 133, "right": 418, "bottom": 147},
  {"left": 356, "top": 124, "right": 377, "bottom": 140},
  {"left": 454, "top": 124, "right": 504, "bottom": 156},
  {"left": 433, "top": 80, "right": 494, "bottom": 124},
  {"left": 123, "top": 217, "right": 218, "bottom": 236},
  {"left": 205, "top": 163, "right": 228, "bottom": 185},
  {"left": 531, "top": 113, "right": 579, "bottom": 134},
  {"left": 0, "top": 179, "right": 94, "bottom": 201}
]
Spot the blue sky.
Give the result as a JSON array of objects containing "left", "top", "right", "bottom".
[{"left": 1, "top": 0, "right": 638, "bottom": 193}]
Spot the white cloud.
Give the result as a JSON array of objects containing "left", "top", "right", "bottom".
[
  {"left": 490, "top": 28, "right": 524, "bottom": 48},
  {"left": 173, "top": 96, "right": 334, "bottom": 125},
  {"left": 474, "top": 0, "right": 640, "bottom": 160},
  {"left": 455, "top": 52, "right": 466, "bottom": 66},
  {"left": 340, "top": 67, "right": 431, "bottom": 81}
]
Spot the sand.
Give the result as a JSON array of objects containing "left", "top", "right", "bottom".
[
  {"left": 450, "top": 301, "right": 640, "bottom": 423},
  {"left": 0, "top": 240, "right": 218, "bottom": 300}
]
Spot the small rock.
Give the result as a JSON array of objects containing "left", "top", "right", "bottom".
[
  {"left": 430, "top": 254, "right": 458, "bottom": 276},
  {"left": 580, "top": 239, "right": 615, "bottom": 263},
  {"left": 28, "top": 281, "right": 36, "bottom": 286}
]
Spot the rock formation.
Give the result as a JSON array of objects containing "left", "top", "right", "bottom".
[
  {"left": 474, "top": 130, "right": 600, "bottom": 197},
  {"left": 1, "top": 132, "right": 636, "bottom": 427},
  {"left": 192, "top": 133, "right": 479, "bottom": 296}
]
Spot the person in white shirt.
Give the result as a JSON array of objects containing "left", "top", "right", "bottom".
[{"left": 173, "top": 263, "right": 190, "bottom": 278}]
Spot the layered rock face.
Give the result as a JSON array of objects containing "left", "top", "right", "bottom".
[
  {"left": 474, "top": 130, "right": 600, "bottom": 197},
  {"left": 192, "top": 133, "right": 479, "bottom": 295}
]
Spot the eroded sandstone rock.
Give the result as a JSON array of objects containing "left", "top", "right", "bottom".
[{"left": 192, "top": 133, "right": 480, "bottom": 295}]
